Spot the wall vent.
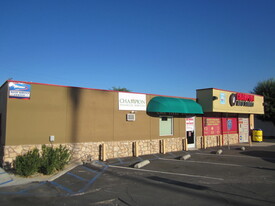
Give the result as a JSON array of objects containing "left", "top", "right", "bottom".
[{"left": 127, "top": 113, "right": 136, "bottom": 121}]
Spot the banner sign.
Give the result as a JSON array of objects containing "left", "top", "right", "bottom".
[
  {"left": 186, "top": 117, "right": 195, "bottom": 131},
  {"left": 222, "top": 117, "right": 238, "bottom": 134},
  {"left": 9, "top": 82, "right": 31, "bottom": 99},
  {"left": 238, "top": 117, "right": 249, "bottom": 142},
  {"left": 119, "top": 92, "right": 146, "bottom": 111},
  {"left": 203, "top": 117, "right": 221, "bottom": 136}
]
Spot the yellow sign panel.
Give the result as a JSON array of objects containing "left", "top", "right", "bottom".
[{"left": 197, "top": 88, "right": 264, "bottom": 114}]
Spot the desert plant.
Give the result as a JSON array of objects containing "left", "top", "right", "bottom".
[
  {"left": 39, "top": 145, "right": 71, "bottom": 175},
  {"left": 14, "top": 148, "right": 41, "bottom": 177},
  {"left": 55, "top": 145, "right": 71, "bottom": 171}
]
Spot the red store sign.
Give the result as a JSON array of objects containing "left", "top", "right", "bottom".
[{"left": 229, "top": 93, "right": 254, "bottom": 107}]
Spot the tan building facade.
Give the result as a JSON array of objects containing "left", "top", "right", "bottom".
[
  {"left": 0, "top": 81, "right": 264, "bottom": 166},
  {"left": 197, "top": 88, "right": 264, "bottom": 147}
]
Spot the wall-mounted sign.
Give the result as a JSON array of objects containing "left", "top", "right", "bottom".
[
  {"left": 9, "top": 82, "right": 31, "bottom": 99},
  {"left": 229, "top": 93, "right": 254, "bottom": 107},
  {"left": 220, "top": 93, "right": 226, "bottom": 104},
  {"left": 238, "top": 117, "right": 249, "bottom": 142},
  {"left": 186, "top": 117, "right": 195, "bottom": 131},
  {"left": 222, "top": 117, "right": 237, "bottom": 134},
  {"left": 119, "top": 92, "right": 146, "bottom": 111}
]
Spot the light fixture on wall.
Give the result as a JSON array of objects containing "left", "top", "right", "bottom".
[
  {"left": 49, "top": 135, "right": 55, "bottom": 142},
  {"left": 212, "top": 96, "right": 218, "bottom": 101}
]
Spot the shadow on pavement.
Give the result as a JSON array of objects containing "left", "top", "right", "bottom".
[{"left": 147, "top": 176, "right": 209, "bottom": 190}]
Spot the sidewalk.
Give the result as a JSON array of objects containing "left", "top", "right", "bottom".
[{"left": 0, "top": 161, "right": 82, "bottom": 188}]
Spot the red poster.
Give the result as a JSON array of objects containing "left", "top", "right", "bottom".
[
  {"left": 222, "top": 117, "right": 238, "bottom": 134},
  {"left": 203, "top": 117, "right": 221, "bottom": 136}
]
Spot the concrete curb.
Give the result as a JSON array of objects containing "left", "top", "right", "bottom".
[
  {"left": 134, "top": 160, "right": 150, "bottom": 168},
  {"left": 180, "top": 154, "right": 191, "bottom": 160},
  {"left": 48, "top": 161, "right": 83, "bottom": 182},
  {"left": 0, "top": 160, "right": 83, "bottom": 187}
]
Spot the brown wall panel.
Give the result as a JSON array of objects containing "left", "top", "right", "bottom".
[
  {"left": 6, "top": 84, "right": 67, "bottom": 145},
  {"left": 65, "top": 88, "right": 115, "bottom": 142},
  {"left": 5, "top": 83, "right": 192, "bottom": 145}
]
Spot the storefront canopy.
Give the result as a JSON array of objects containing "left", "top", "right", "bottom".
[{"left": 147, "top": 96, "right": 203, "bottom": 115}]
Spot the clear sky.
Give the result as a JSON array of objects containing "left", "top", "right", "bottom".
[{"left": 1, "top": 0, "right": 274, "bottom": 98}]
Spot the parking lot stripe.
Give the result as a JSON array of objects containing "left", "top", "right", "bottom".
[
  {"left": 50, "top": 181, "right": 74, "bottom": 194},
  {"left": 159, "top": 158, "right": 242, "bottom": 167},
  {"left": 195, "top": 153, "right": 275, "bottom": 160},
  {"left": 0, "top": 179, "right": 13, "bottom": 186},
  {"left": 168, "top": 152, "right": 177, "bottom": 158},
  {"left": 109, "top": 165, "right": 224, "bottom": 181},
  {"left": 67, "top": 172, "right": 88, "bottom": 182},
  {"left": 18, "top": 181, "right": 47, "bottom": 194},
  {"left": 152, "top": 154, "right": 160, "bottom": 159},
  {"left": 81, "top": 165, "right": 99, "bottom": 174},
  {"left": 138, "top": 157, "right": 143, "bottom": 161},
  {"left": 78, "top": 165, "right": 109, "bottom": 193}
]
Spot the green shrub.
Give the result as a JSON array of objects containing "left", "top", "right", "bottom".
[
  {"left": 39, "top": 145, "right": 57, "bottom": 175},
  {"left": 40, "top": 145, "right": 71, "bottom": 175},
  {"left": 14, "top": 145, "right": 71, "bottom": 177},
  {"left": 14, "top": 148, "right": 41, "bottom": 177},
  {"left": 55, "top": 145, "right": 71, "bottom": 171}
]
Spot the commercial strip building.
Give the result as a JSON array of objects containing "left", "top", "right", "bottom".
[{"left": 0, "top": 80, "right": 264, "bottom": 166}]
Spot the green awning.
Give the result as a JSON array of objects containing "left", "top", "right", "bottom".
[{"left": 147, "top": 96, "right": 203, "bottom": 114}]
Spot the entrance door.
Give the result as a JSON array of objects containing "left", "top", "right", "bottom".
[
  {"left": 186, "top": 117, "right": 195, "bottom": 148},
  {"left": 238, "top": 115, "right": 249, "bottom": 143}
]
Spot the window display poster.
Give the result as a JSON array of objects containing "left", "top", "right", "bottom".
[
  {"left": 222, "top": 117, "right": 238, "bottom": 134},
  {"left": 203, "top": 117, "right": 221, "bottom": 136},
  {"left": 186, "top": 117, "right": 195, "bottom": 131}
]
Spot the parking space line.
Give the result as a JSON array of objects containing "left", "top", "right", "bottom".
[
  {"left": 195, "top": 153, "right": 275, "bottom": 160},
  {"left": 109, "top": 165, "right": 224, "bottom": 181},
  {"left": 159, "top": 158, "right": 242, "bottom": 167},
  {"left": 138, "top": 156, "right": 143, "bottom": 161},
  {"left": 168, "top": 152, "right": 177, "bottom": 158},
  {"left": 0, "top": 179, "right": 13, "bottom": 186},
  {"left": 50, "top": 181, "right": 74, "bottom": 194},
  {"left": 18, "top": 181, "right": 47, "bottom": 194},
  {"left": 67, "top": 172, "right": 88, "bottom": 182},
  {"left": 81, "top": 165, "right": 99, "bottom": 174},
  {"left": 153, "top": 154, "right": 160, "bottom": 159},
  {"left": 78, "top": 165, "right": 109, "bottom": 193},
  {"left": 95, "top": 161, "right": 107, "bottom": 167}
]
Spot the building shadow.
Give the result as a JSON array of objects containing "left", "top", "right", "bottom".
[{"left": 147, "top": 176, "right": 208, "bottom": 190}]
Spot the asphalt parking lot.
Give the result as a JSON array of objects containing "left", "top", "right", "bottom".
[{"left": 0, "top": 143, "right": 275, "bottom": 206}]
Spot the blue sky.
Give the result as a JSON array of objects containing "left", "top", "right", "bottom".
[{"left": 1, "top": 0, "right": 274, "bottom": 98}]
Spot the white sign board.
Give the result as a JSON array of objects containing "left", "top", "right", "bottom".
[
  {"left": 186, "top": 117, "right": 195, "bottom": 131},
  {"left": 119, "top": 92, "right": 146, "bottom": 111},
  {"left": 9, "top": 82, "right": 31, "bottom": 99}
]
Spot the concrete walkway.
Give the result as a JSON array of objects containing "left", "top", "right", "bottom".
[{"left": 0, "top": 161, "right": 82, "bottom": 188}]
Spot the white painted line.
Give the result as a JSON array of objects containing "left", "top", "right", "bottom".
[
  {"left": 109, "top": 165, "right": 224, "bottom": 181},
  {"left": 159, "top": 158, "right": 242, "bottom": 167},
  {"left": 194, "top": 153, "right": 275, "bottom": 160}
]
